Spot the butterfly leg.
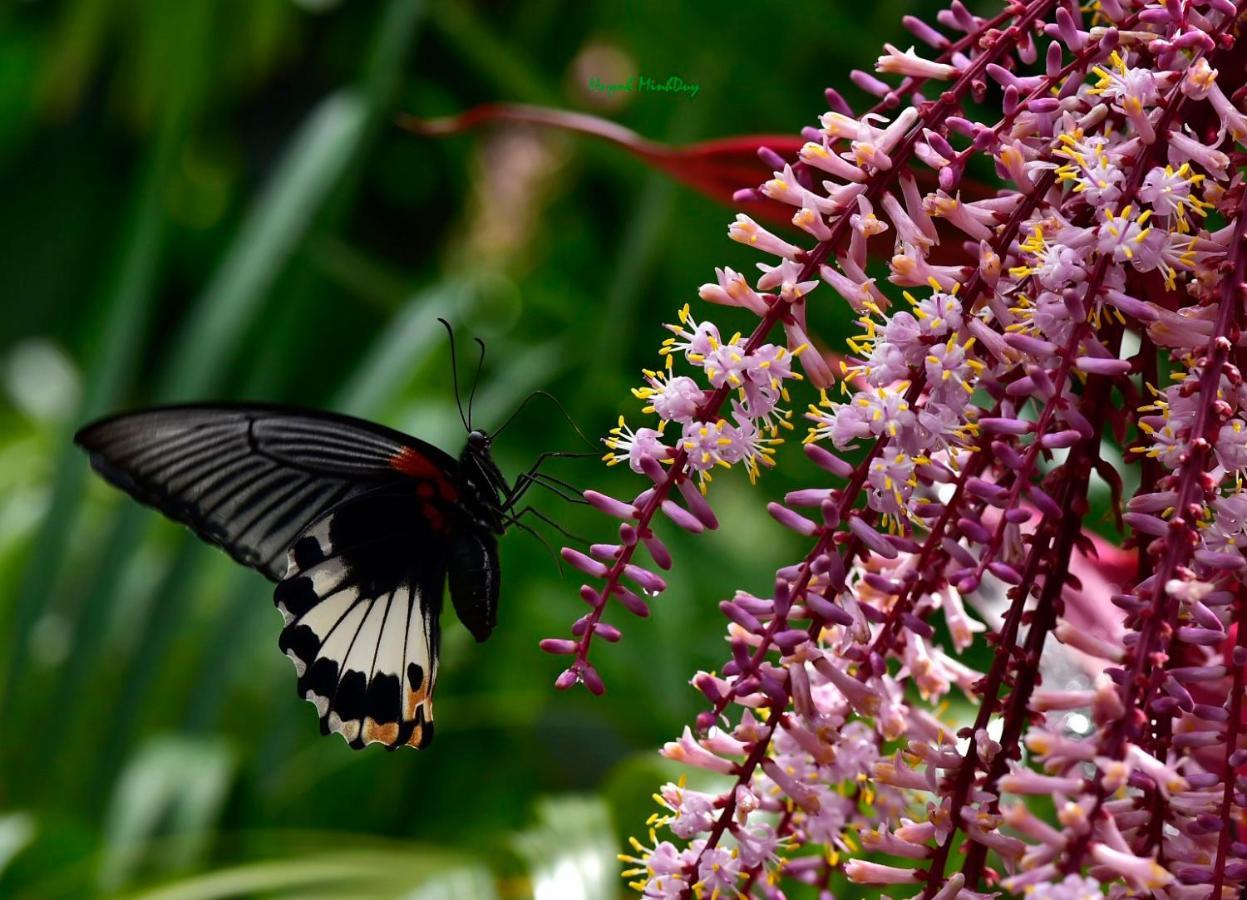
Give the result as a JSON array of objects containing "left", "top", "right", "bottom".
[
  {"left": 501, "top": 450, "right": 596, "bottom": 512},
  {"left": 503, "top": 504, "right": 587, "bottom": 546}
]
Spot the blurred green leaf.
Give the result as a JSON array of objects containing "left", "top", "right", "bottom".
[
  {"left": 0, "top": 815, "right": 35, "bottom": 882},
  {"left": 101, "top": 736, "right": 235, "bottom": 892},
  {"left": 512, "top": 797, "right": 617, "bottom": 900}
]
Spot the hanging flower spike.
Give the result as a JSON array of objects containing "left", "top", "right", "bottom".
[{"left": 532, "top": 0, "right": 1247, "bottom": 896}]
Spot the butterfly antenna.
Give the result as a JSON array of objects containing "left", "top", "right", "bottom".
[
  {"left": 467, "top": 337, "right": 486, "bottom": 432},
  {"left": 438, "top": 318, "right": 469, "bottom": 431},
  {"left": 492, "top": 390, "right": 596, "bottom": 449}
]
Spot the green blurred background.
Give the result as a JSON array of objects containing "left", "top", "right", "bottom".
[{"left": 0, "top": 1, "right": 930, "bottom": 897}]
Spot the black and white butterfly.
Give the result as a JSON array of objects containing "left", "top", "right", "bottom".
[
  {"left": 75, "top": 400, "right": 522, "bottom": 750},
  {"left": 76, "top": 322, "right": 589, "bottom": 751}
]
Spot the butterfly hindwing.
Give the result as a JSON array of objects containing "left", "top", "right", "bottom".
[
  {"left": 275, "top": 487, "right": 448, "bottom": 749},
  {"left": 75, "top": 404, "right": 459, "bottom": 580}
]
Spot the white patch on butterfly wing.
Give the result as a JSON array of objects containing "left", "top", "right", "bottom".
[
  {"left": 329, "top": 593, "right": 391, "bottom": 740},
  {"left": 283, "top": 517, "right": 335, "bottom": 578},
  {"left": 305, "top": 599, "right": 369, "bottom": 717},
  {"left": 297, "top": 586, "right": 357, "bottom": 639},
  {"left": 360, "top": 585, "right": 410, "bottom": 747},
  {"left": 372, "top": 585, "right": 408, "bottom": 678},
  {"left": 402, "top": 583, "right": 438, "bottom": 748},
  {"left": 326, "top": 711, "right": 360, "bottom": 743},
  {"left": 285, "top": 649, "right": 306, "bottom": 678}
]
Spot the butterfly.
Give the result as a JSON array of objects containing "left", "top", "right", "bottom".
[
  {"left": 75, "top": 401, "right": 519, "bottom": 750},
  {"left": 75, "top": 322, "right": 589, "bottom": 750}
]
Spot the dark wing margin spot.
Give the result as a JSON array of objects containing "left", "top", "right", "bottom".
[{"left": 406, "top": 663, "right": 424, "bottom": 693}]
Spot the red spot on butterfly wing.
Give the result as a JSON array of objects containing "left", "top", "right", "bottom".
[{"left": 390, "top": 446, "right": 459, "bottom": 501}]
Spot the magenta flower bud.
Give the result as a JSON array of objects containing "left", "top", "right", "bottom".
[
  {"left": 677, "top": 478, "right": 718, "bottom": 529},
  {"left": 957, "top": 574, "right": 980, "bottom": 593},
  {"left": 785, "top": 488, "right": 832, "bottom": 507},
  {"left": 990, "top": 440, "right": 1024, "bottom": 468},
  {"left": 1005, "top": 377, "right": 1037, "bottom": 397},
  {"left": 589, "top": 543, "right": 621, "bottom": 561},
  {"left": 1044, "top": 39, "right": 1063, "bottom": 76},
  {"left": 623, "top": 563, "right": 665, "bottom": 595},
  {"left": 820, "top": 498, "right": 841, "bottom": 529},
  {"left": 804, "top": 441, "right": 854, "bottom": 477},
  {"left": 768, "top": 502, "right": 820, "bottom": 536},
  {"left": 594, "top": 622, "right": 621, "bottom": 642},
  {"left": 772, "top": 628, "right": 810, "bottom": 655},
  {"left": 850, "top": 69, "right": 892, "bottom": 99},
  {"left": 967, "top": 476, "right": 1010, "bottom": 505},
  {"left": 659, "top": 499, "right": 703, "bottom": 533},
  {"left": 863, "top": 572, "right": 901, "bottom": 593},
  {"left": 942, "top": 538, "right": 978, "bottom": 567},
  {"left": 642, "top": 533, "right": 672, "bottom": 570},
  {"left": 987, "top": 561, "right": 1023, "bottom": 585},
  {"left": 580, "top": 664, "right": 605, "bottom": 696},
  {"left": 1075, "top": 356, "right": 1131, "bottom": 376},
  {"left": 583, "top": 490, "right": 636, "bottom": 520},
  {"left": 1004, "top": 332, "right": 1057, "bottom": 356},
  {"left": 761, "top": 757, "right": 820, "bottom": 810},
  {"left": 719, "top": 600, "right": 763, "bottom": 634},
  {"left": 773, "top": 580, "right": 792, "bottom": 618},
  {"left": 540, "top": 638, "right": 578, "bottom": 655},
  {"left": 693, "top": 672, "right": 723, "bottom": 704},
  {"left": 887, "top": 534, "right": 921, "bottom": 554},
  {"left": 902, "top": 14, "right": 949, "bottom": 48},
  {"left": 957, "top": 517, "right": 991, "bottom": 544},
  {"left": 848, "top": 515, "right": 898, "bottom": 559},
  {"left": 562, "top": 548, "right": 608, "bottom": 578},
  {"left": 756, "top": 145, "right": 787, "bottom": 170},
  {"left": 1005, "top": 508, "right": 1032, "bottom": 523},
  {"left": 694, "top": 711, "right": 716, "bottom": 732},
  {"left": 1124, "top": 512, "right": 1167, "bottom": 536},
  {"left": 805, "top": 591, "right": 854, "bottom": 627},
  {"left": 1193, "top": 703, "right": 1229, "bottom": 722},
  {"left": 613, "top": 586, "right": 650, "bottom": 618},
  {"left": 823, "top": 87, "right": 853, "bottom": 115},
  {"left": 1026, "top": 486, "right": 1061, "bottom": 518},
  {"left": 902, "top": 612, "right": 933, "bottom": 638},
  {"left": 979, "top": 416, "right": 1032, "bottom": 435},
  {"left": 570, "top": 616, "right": 590, "bottom": 636},
  {"left": 1193, "top": 549, "right": 1247, "bottom": 570},
  {"left": 579, "top": 585, "right": 601, "bottom": 607},
  {"left": 554, "top": 668, "right": 579, "bottom": 690},
  {"left": 1171, "top": 665, "right": 1226, "bottom": 683},
  {"left": 1040, "top": 429, "right": 1082, "bottom": 449},
  {"left": 638, "top": 454, "right": 666, "bottom": 484},
  {"left": 1176, "top": 626, "right": 1225, "bottom": 645}
]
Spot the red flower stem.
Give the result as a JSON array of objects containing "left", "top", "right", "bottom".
[
  {"left": 1211, "top": 586, "right": 1247, "bottom": 896},
  {"left": 958, "top": 328, "right": 1120, "bottom": 888}
]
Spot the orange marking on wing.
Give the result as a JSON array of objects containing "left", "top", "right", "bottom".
[
  {"left": 362, "top": 718, "right": 400, "bottom": 746},
  {"left": 404, "top": 686, "right": 428, "bottom": 720}
]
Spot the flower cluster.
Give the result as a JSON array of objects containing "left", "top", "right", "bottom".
[{"left": 547, "top": 0, "right": 1247, "bottom": 895}]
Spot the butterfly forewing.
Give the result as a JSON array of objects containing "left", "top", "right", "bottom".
[
  {"left": 74, "top": 405, "right": 458, "bottom": 580},
  {"left": 76, "top": 403, "right": 506, "bottom": 751},
  {"left": 276, "top": 488, "right": 447, "bottom": 749}
]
